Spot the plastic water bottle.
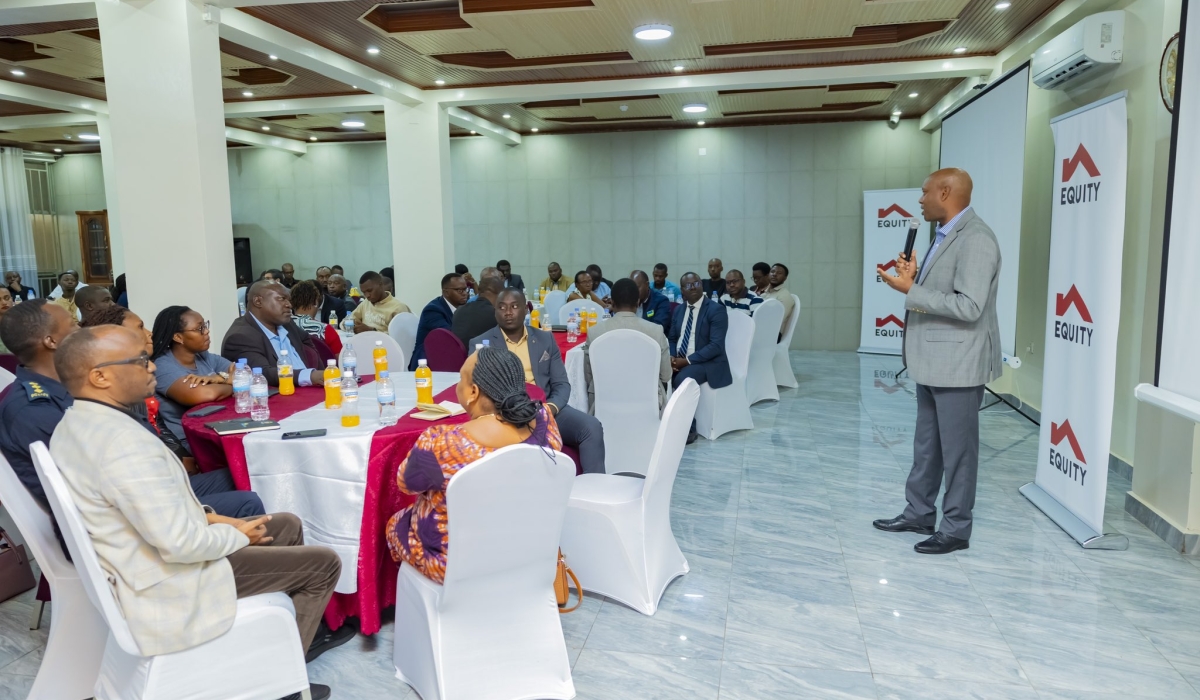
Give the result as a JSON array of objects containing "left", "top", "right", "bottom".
[
  {"left": 415, "top": 359, "right": 434, "bottom": 405},
  {"left": 329, "top": 311, "right": 338, "bottom": 330},
  {"left": 233, "top": 359, "right": 251, "bottom": 414},
  {"left": 324, "top": 359, "right": 342, "bottom": 409},
  {"left": 566, "top": 314, "right": 578, "bottom": 343},
  {"left": 238, "top": 301, "right": 246, "bottom": 316},
  {"left": 711, "top": 291, "right": 719, "bottom": 303},
  {"left": 341, "top": 341, "right": 358, "bottom": 377},
  {"left": 250, "top": 367, "right": 270, "bottom": 421},
  {"left": 341, "top": 372, "right": 360, "bottom": 428},
  {"left": 344, "top": 317, "right": 355, "bottom": 336},
  {"left": 376, "top": 370, "right": 397, "bottom": 427}
]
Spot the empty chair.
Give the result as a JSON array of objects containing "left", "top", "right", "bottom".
[
  {"left": 424, "top": 328, "right": 467, "bottom": 372},
  {"left": 388, "top": 312, "right": 419, "bottom": 367},
  {"left": 348, "top": 330, "right": 405, "bottom": 378},
  {"left": 0, "top": 365, "right": 13, "bottom": 393},
  {"left": 694, "top": 311, "right": 754, "bottom": 440},
  {"left": 393, "top": 445, "right": 577, "bottom": 700},
  {"left": 559, "top": 298, "right": 604, "bottom": 325},
  {"left": 744, "top": 299, "right": 785, "bottom": 405},
  {"left": 542, "top": 290, "right": 567, "bottom": 328},
  {"left": 559, "top": 379, "right": 699, "bottom": 615},
  {"left": 0, "top": 451, "right": 106, "bottom": 700},
  {"left": 590, "top": 329, "right": 662, "bottom": 475},
  {"left": 773, "top": 294, "right": 802, "bottom": 388},
  {"left": 31, "top": 442, "right": 312, "bottom": 700}
]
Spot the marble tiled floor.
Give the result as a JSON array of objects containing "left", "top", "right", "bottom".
[{"left": 4, "top": 351, "right": 1200, "bottom": 699}]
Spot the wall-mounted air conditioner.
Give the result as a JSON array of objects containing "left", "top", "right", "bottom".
[{"left": 1031, "top": 11, "right": 1124, "bottom": 90}]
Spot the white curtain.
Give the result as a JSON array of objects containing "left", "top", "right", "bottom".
[{"left": 0, "top": 147, "right": 36, "bottom": 288}]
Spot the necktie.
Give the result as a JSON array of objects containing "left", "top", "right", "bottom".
[{"left": 679, "top": 306, "right": 695, "bottom": 358}]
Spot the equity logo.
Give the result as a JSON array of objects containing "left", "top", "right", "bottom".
[
  {"left": 877, "top": 203, "right": 913, "bottom": 228},
  {"left": 1053, "top": 284, "right": 1093, "bottom": 347},
  {"left": 874, "top": 314, "right": 904, "bottom": 339},
  {"left": 1060, "top": 144, "right": 1101, "bottom": 205},
  {"left": 1049, "top": 419, "right": 1088, "bottom": 486}
]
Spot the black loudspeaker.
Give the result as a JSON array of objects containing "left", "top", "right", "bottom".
[{"left": 233, "top": 238, "right": 253, "bottom": 287}]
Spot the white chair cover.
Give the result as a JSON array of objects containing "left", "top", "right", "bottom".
[
  {"left": 693, "top": 311, "right": 754, "bottom": 440},
  {"left": 388, "top": 312, "right": 419, "bottom": 367},
  {"left": 558, "top": 298, "right": 604, "bottom": 325},
  {"left": 590, "top": 330, "right": 662, "bottom": 475},
  {"left": 542, "top": 290, "right": 567, "bottom": 327},
  {"left": 745, "top": 299, "right": 785, "bottom": 405},
  {"left": 0, "top": 451, "right": 107, "bottom": 700},
  {"left": 348, "top": 330, "right": 405, "bottom": 378},
  {"left": 0, "top": 365, "right": 14, "bottom": 393},
  {"left": 773, "top": 294, "right": 802, "bottom": 388},
  {"left": 559, "top": 379, "right": 698, "bottom": 615},
  {"left": 393, "top": 445, "right": 577, "bottom": 700},
  {"left": 31, "top": 443, "right": 311, "bottom": 700}
]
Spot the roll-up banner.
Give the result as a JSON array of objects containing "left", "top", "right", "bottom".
[
  {"left": 1020, "top": 92, "right": 1128, "bottom": 549},
  {"left": 859, "top": 189, "right": 926, "bottom": 355}
]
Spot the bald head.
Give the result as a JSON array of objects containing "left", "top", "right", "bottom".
[
  {"left": 76, "top": 285, "right": 114, "bottom": 319},
  {"left": 630, "top": 270, "right": 650, "bottom": 302},
  {"left": 477, "top": 266, "right": 505, "bottom": 296},
  {"left": 919, "top": 168, "right": 973, "bottom": 224},
  {"left": 56, "top": 325, "right": 155, "bottom": 408}
]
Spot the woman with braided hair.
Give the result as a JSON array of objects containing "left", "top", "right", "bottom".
[{"left": 386, "top": 346, "right": 562, "bottom": 583}]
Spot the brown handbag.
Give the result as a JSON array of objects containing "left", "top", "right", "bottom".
[
  {"left": 554, "top": 549, "right": 582, "bottom": 613},
  {"left": 0, "top": 527, "right": 36, "bottom": 604}
]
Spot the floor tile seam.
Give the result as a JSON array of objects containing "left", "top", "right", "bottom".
[
  {"left": 0, "top": 648, "right": 36, "bottom": 675},
  {"left": 969, "top": 578, "right": 1073, "bottom": 695},
  {"left": 1126, "top": 621, "right": 1200, "bottom": 696}
]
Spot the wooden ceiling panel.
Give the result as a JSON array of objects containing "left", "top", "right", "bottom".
[{"left": 0, "top": 99, "right": 61, "bottom": 118}]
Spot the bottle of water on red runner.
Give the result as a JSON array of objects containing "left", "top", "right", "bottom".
[
  {"left": 250, "top": 367, "right": 270, "bottom": 421},
  {"left": 377, "top": 370, "right": 397, "bottom": 427}
]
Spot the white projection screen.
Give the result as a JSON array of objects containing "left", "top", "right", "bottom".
[
  {"left": 939, "top": 65, "right": 1030, "bottom": 358},
  {"left": 1158, "top": 1, "right": 1200, "bottom": 402}
]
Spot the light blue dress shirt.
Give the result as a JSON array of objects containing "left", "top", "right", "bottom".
[
  {"left": 249, "top": 314, "right": 313, "bottom": 386},
  {"left": 919, "top": 207, "right": 972, "bottom": 284}
]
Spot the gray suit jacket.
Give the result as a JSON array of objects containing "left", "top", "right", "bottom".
[
  {"left": 584, "top": 312, "right": 672, "bottom": 411},
  {"left": 470, "top": 325, "right": 570, "bottom": 411},
  {"left": 903, "top": 208, "right": 1003, "bottom": 388}
]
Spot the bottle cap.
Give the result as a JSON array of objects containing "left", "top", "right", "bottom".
[
  {"left": 252, "top": 367, "right": 262, "bottom": 375},
  {"left": 379, "top": 370, "right": 389, "bottom": 378},
  {"left": 280, "top": 349, "right": 288, "bottom": 357},
  {"left": 327, "top": 359, "right": 337, "bottom": 366},
  {"left": 375, "top": 340, "right": 383, "bottom": 346},
  {"left": 237, "top": 358, "right": 247, "bottom": 367},
  {"left": 418, "top": 359, "right": 427, "bottom": 367}
]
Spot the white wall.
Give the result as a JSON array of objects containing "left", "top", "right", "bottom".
[{"left": 50, "top": 153, "right": 107, "bottom": 275}]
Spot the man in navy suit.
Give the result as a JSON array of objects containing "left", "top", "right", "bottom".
[
  {"left": 668, "top": 272, "right": 731, "bottom": 442},
  {"left": 631, "top": 270, "right": 672, "bottom": 333},
  {"left": 410, "top": 272, "right": 471, "bottom": 370}
]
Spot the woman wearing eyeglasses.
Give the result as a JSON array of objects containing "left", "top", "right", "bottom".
[{"left": 150, "top": 306, "right": 237, "bottom": 447}]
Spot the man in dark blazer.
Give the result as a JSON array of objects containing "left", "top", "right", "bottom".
[
  {"left": 631, "top": 269, "right": 672, "bottom": 333},
  {"left": 497, "top": 259, "right": 525, "bottom": 293},
  {"left": 410, "top": 272, "right": 470, "bottom": 370},
  {"left": 452, "top": 267, "right": 503, "bottom": 348},
  {"left": 221, "top": 280, "right": 322, "bottom": 387},
  {"left": 669, "top": 272, "right": 731, "bottom": 441},
  {"left": 471, "top": 289, "right": 605, "bottom": 474},
  {"left": 319, "top": 291, "right": 347, "bottom": 325}
]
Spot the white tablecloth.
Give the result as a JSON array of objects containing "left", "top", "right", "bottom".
[
  {"left": 564, "top": 345, "right": 587, "bottom": 413},
  {"left": 242, "top": 371, "right": 460, "bottom": 593}
]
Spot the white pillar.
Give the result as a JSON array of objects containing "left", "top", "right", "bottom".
[
  {"left": 94, "top": 114, "right": 123, "bottom": 276},
  {"left": 96, "top": 0, "right": 237, "bottom": 332},
  {"left": 384, "top": 98, "right": 455, "bottom": 309}
]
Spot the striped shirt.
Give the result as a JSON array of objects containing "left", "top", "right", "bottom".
[{"left": 720, "top": 290, "right": 764, "bottom": 315}]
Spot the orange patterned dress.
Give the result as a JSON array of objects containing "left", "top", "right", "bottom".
[{"left": 386, "top": 406, "right": 562, "bottom": 584}]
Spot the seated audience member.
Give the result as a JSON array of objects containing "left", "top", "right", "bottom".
[
  {"left": 751, "top": 262, "right": 771, "bottom": 295},
  {"left": 326, "top": 273, "right": 358, "bottom": 312},
  {"left": 280, "top": 263, "right": 297, "bottom": 289},
  {"left": 387, "top": 346, "right": 560, "bottom": 583},
  {"left": 332, "top": 265, "right": 362, "bottom": 300},
  {"left": 759, "top": 263, "right": 796, "bottom": 336},
  {"left": 49, "top": 269, "right": 88, "bottom": 300},
  {"left": 76, "top": 284, "right": 115, "bottom": 323},
  {"left": 471, "top": 289, "right": 606, "bottom": 474},
  {"left": 669, "top": 272, "right": 731, "bottom": 442},
  {"left": 585, "top": 279, "right": 671, "bottom": 411},
  {"left": 152, "top": 305, "right": 236, "bottom": 443},
  {"left": 315, "top": 266, "right": 333, "bottom": 293},
  {"left": 112, "top": 273, "right": 129, "bottom": 308},
  {"left": 314, "top": 267, "right": 347, "bottom": 322},
  {"left": 720, "top": 270, "right": 764, "bottom": 316},
  {"left": 703, "top": 258, "right": 726, "bottom": 298},
  {"left": 260, "top": 268, "right": 283, "bottom": 283},
  {"left": 630, "top": 270, "right": 672, "bottom": 332},
  {"left": 49, "top": 327, "right": 346, "bottom": 697},
  {"left": 566, "top": 270, "right": 609, "bottom": 309},
  {"left": 0, "top": 287, "right": 12, "bottom": 354},
  {"left": 652, "top": 263, "right": 682, "bottom": 301},
  {"left": 411, "top": 273, "right": 469, "bottom": 370},
  {"left": 51, "top": 271, "right": 81, "bottom": 320},
  {"left": 455, "top": 264, "right": 476, "bottom": 294},
  {"left": 539, "top": 261, "right": 570, "bottom": 293},
  {"left": 289, "top": 281, "right": 327, "bottom": 337},
  {"left": 5, "top": 270, "right": 36, "bottom": 301},
  {"left": 451, "top": 267, "right": 503, "bottom": 348},
  {"left": 351, "top": 271, "right": 410, "bottom": 334},
  {"left": 222, "top": 281, "right": 322, "bottom": 387},
  {"left": 496, "top": 259, "right": 524, "bottom": 292},
  {"left": 567, "top": 265, "right": 611, "bottom": 301},
  {"left": 89, "top": 306, "right": 264, "bottom": 520}
]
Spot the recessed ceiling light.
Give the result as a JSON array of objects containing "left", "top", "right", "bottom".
[
  {"left": 352, "top": 85, "right": 358, "bottom": 89},
  {"left": 367, "top": 47, "right": 380, "bottom": 55},
  {"left": 634, "top": 24, "right": 673, "bottom": 41},
  {"left": 341, "top": 119, "right": 366, "bottom": 128},
  {"left": 10, "top": 69, "right": 24, "bottom": 77},
  {"left": 953, "top": 47, "right": 968, "bottom": 54},
  {"left": 503, "top": 113, "right": 512, "bottom": 119},
  {"left": 697, "top": 121, "right": 705, "bottom": 126},
  {"left": 470, "top": 130, "right": 476, "bottom": 134},
  {"left": 269, "top": 54, "right": 278, "bottom": 60},
  {"left": 995, "top": 1, "right": 1011, "bottom": 8},
  {"left": 309, "top": 136, "right": 317, "bottom": 141},
  {"left": 435, "top": 79, "right": 445, "bottom": 85},
  {"left": 242, "top": 91, "right": 254, "bottom": 97},
  {"left": 673, "top": 65, "right": 684, "bottom": 72},
  {"left": 892, "top": 110, "right": 903, "bottom": 116},
  {"left": 682, "top": 103, "right": 708, "bottom": 113},
  {"left": 909, "top": 92, "right": 919, "bottom": 98},
  {"left": 261, "top": 126, "right": 270, "bottom": 131},
  {"left": 79, "top": 133, "right": 100, "bottom": 141},
  {"left": 63, "top": 134, "right": 72, "bottom": 139},
  {"left": 53, "top": 148, "right": 62, "bottom": 153},
  {"left": 531, "top": 127, "right": 539, "bottom": 132}
]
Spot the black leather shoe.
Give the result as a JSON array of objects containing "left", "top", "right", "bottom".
[
  {"left": 281, "top": 683, "right": 331, "bottom": 700},
  {"left": 872, "top": 515, "right": 934, "bottom": 535},
  {"left": 306, "top": 619, "right": 358, "bottom": 663},
  {"left": 914, "top": 532, "right": 969, "bottom": 555},
  {"left": 686, "top": 430, "right": 699, "bottom": 445}
]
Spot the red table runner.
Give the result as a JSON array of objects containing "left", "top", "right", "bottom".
[{"left": 551, "top": 328, "right": 586, "bottom": 359}]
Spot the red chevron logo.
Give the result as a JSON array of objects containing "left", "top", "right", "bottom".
[
  {"left": 875, "top": 315, "right": 904, "bottom": 329},
  {"left": 874, "top": 378, "right": 902, "bottom": 394},
  {"left": 878, "top": 260, "right": 897, "bottom": 272},
  {"left": 878, "top": 204, "right": 913, "bottom": 218},
  {"left": 1062, "top": 144, "right": 1100, "bottom": 181},
  {"left": 1050, "top": 420, "right": 1086, "bottom": 464},
  {"left": 1055, "top": 285, "right": 1093, "bottom": 322}
]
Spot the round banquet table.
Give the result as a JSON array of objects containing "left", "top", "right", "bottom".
[
  {"left": 182, "top": 371, "right": 573, "bottom": 635},
  {"left": 550, "top": 328, "right": 588, "bottom": 413}
]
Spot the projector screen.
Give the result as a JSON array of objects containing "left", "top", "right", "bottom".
[
  {"left": 1157, "top": 3, "right": 1200, "bottom": 402},
  {"left": 939, "top": 65, "right": 1030, "bottom": 358}
]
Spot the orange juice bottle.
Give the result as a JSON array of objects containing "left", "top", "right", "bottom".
[
  {"left": 530, "top": 308, "right": 540, "bottom": 329},
  {"left": 341, "top": 373, "right": 360, "bottom": 427},
  {"left": 373, "top": 340, "right": 388, "bottom": 374},
  {"left": 323, "top": 359, "right": 342, "bottom": 409},
  {"left": 277, "top": 349, "right": 294, "bottom": 396},
  {"left": 588, "top": 309, "right": 598, "bottom": 331},
  {"left": 415, "top": 359, "right": 434, "bottom": 405}
]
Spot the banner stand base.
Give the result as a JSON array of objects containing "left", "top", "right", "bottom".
[{"left": 1019, "top": 482, "right": 1129, "bottom": 550}]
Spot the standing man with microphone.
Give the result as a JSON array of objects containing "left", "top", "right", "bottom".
[{"left": 873, "top": 168, "right": 1002, "bottom": 555}]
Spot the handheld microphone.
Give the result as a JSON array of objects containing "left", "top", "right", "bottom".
[{"left": 903, "top": 219, "right": 920, "bottom": 263}]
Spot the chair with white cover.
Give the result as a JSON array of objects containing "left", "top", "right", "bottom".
[
  {"left": 31, "top": 442, "right": 312, "bottom": 700},
  {"left": 744, "top": 299, "right": 785, "bottom": 405},
  {"left": 694, "top": 311, "right": 754, "bottom": 440},
  {"left": 393, "top": 445, "right": 577, "bottom": 700},
  {"left": 559, "top": 379, "right": 698, "bottom": 615},
  {"left": 0, "top": 365, "right": 14, "bottom": 393},
  {"left": 542, "top": 290, "right": 567, "bottom": 328},
  {"left": 388, "top": 312, "right": 419, "bottom": 367},
  {"left": 773, "top": 294, "right": 802, "bottom": 388},
  {"left": 558, "top": 298, "right": 604, "bottom": 325},
  {"left": 0, "top": 451, "right": 106, "bottom": 700},
  {"left": 348, "top": 330, "right": 405, "bottom": 379},
  {"left": 590, "top": 329, "right": 662, "bottom": 476}
]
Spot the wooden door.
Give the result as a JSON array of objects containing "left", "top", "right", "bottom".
[{"left": 76, "top": 210, "right": 112, "bottom": 285}]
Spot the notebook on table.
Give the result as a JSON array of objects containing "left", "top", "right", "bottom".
[
  {"left": 205, "top": 419, "right": 281, "bottom": 436},
  {"left": 409, "top": 401, "right": 466, "bottom": 422}
]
